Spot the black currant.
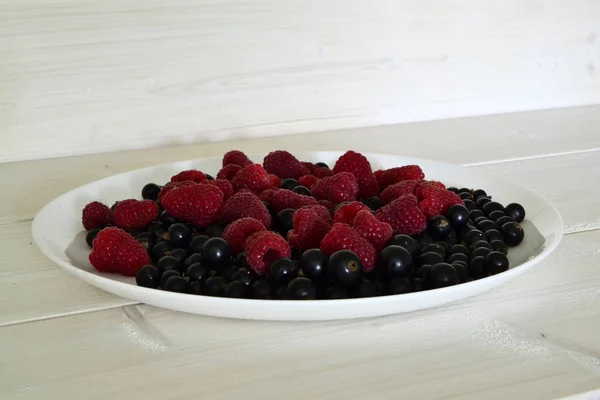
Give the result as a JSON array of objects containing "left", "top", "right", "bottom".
[
  {"left": 463, "top": 199, "right": 476, "bottom": 211},
  {"left": 496, "top": 216, "right": 515, "bottom": 227},
  {"left": 147, "top": 222, "right": 167, "bottom": 237},
  {"left": 485, "top": 229, "right": 504, "bottom": 243},
  {"left": 164, "top": 223, "right": 191, "bottom": 248},
  {"left": 188, "top": 281, "right": 203, "bottom": 295},
  {"left": 379, "top": 245, "right": 413, "bottom": 278},
  {"left": 202, "top": 237, "right": 232, "bottom": 271},
  {"left": 505, "top": 203, "right": 526, "bottom": 222},
  {"left": 231, "top": 268, "right": 256, "bottom": 287},
  {"left": 157, "top": 256, "right": 181, "bottom": 273},
  {"left": 328, "top": 250, "right": 363, "bottom": 287},
  {"left": 152, "top": 241, "right": 173, "bottom": 261},
  {"left": 169, "top": 248, "right": 188, "bottom": 263},
  {"left": 421, "top": 243, "right": 446, "bottom": 258},
  {"left": 136, "top": 265, "right": 161, "bottom": 289},
  {"left": 427, "top": 215, "right": 451, "bottom": 240},
  {"left": 355, "top": 279, "right": 380, "bottom": 298},
  {"left": 411, "top": 278, "right": 425, "bottom": 292},
  {"left": 324, "top": 286, "right": 348, "bottom": 299},
  {"left": 471, "top": 247, "right": 491, "bottom": 260},
  {"left": 469, "top": 256, "right": 487, "bottom": 279},
  {"left": 220, "top": 265, "right": 241, "bottom": 282},
  {"left": 300, "top": 249, "right": 329, "bottom": 280},
  {"left": 205, "top": 174, "right": 215, "bottom": 181},
  {"left": 280, "top": 178, "right": 299, "bottom": 190},
  {"left": 292, "top": 185, "right": 312, "bottom": 196},
  {"left": 501, "top": 222, "right": 525, "bottom": 246},
  {"left": 287, "top": 277, "right": 317, "bottom": 300},
  {"left": 206, "top": 222, "right": 226, "bottom": 238},
  {"left": 235, "top": 252, "right": 251, "bottom": 269},
  {"left": 477, "top": 220, "right": 499, "bottom": 232},
  {"left": 269, "top": 258, "right": 298, "bottom": 285},
  {"left": 475, "top": 197, "right": 492, "bottom": 209},
  {"left": 482, "top": 201, "right": 505, "bottom": 216},
  {"left": 415, "top": 265, "right": 432, "bottom": 280},
  {"left": 183, "top": 253, "right": 204, "bottom": 268},
  {"left": 473, "top": 189, "right": 487, "bottom": 199},
  {"left": 164, "top": 275, "right": 187, "bottom": 293},
  {"left": 224, "top": 281, "right": 247, "bottom": 298},
  {"left": 462, "top": 229, "right": 485, "bottom": 245},
  {"left": 448, "top": 252, "right": 469, "bottom": 264},
  {"left": 159, "top": 211, "right": 179, "bottom": 227},
  {"left": 363, "top": 196, "right": 384, "bottom": 211},
  {"left": 388, "top": 277, "right": 412, "bottom": 295},
  {"left": 204, "top": 276, "right": 227, "bottom": 297},
  {"left": 315, "top": 162, "right": 329, "bottom": 168},
  {"left": 141, "top": 183, "right": 162, "bottom": 201},
  {"left": 490, "top": 240, "right": 508, "bottom": 255},
  {"left": 450, "top": 244, "right": 469, "bottom": 256},
  {"left": 418, "top": 251, "right": 444, "bottom": 267},
  {"left": 186, "top": 263, "right": 210, "bottom": 283},
  {"left": 188, "top": 235, "right": 209, "bottom": 254},
  {"left": 427, "top": 263, "right": 459, "bottom": 289},
  {"left": 446, "top": 204, "right": 470, "bottom": 230},
  {"left": 86, "top": 229, "right": 100, "bottom": 248},
  {"left": 469, "top": 209, "right": 485, "bottom": 221},
  {"left": 488, "top": 210, "right": 505, "bottom": 222},
  {"left": 251, "top": 278, "right": 273, "bottom": 299},
  {"left": 387, "top": 234, "right": 420, "bottom": 257},
  {"left": 275, "top": 208, "right": 295, "bottom": 236},
  {"left": 459, "top": 192, "right": 473, "bottom": 201},
  {"left": 484, "top": 251, "right": 510, "bottom": 275},
  {"left": 160, "top": 270, "right": 181, "bottom": 288}
]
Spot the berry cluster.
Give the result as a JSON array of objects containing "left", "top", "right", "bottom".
[{"left": 81, "top": 150, "right": 527, "bottom": 300}]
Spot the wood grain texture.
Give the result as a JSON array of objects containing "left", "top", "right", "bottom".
[
  {"left": 0, "top": 221, "right": 135, "bottom": 326},
  {"left": 2, "top": 105, "right": 600, "bottom": 225},
  {"left": 1, "top": 0, "right": 599, "bottom": 162},
  {"left": 1, "top": 229, "right": 600, "bottom": 400}
]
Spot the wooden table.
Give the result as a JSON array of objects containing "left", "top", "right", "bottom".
[{"left": 2, "top": 105, "right": 600, "bottom": 400}]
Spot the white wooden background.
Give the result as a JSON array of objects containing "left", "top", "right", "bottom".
[{"left": 1, "top": 0, "right": 600, "bottom": 162}]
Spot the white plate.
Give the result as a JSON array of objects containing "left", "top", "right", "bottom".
[{"left": 32, "top": 151, "right": 564, "bottom": 321}]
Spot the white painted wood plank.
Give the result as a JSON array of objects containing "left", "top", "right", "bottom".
[
  {"left": 1, "top": 0, "right": 599, "bottom": 162},
  {"left": 1, "top": 105, "right": 600, "bottom": 225},
  {"left": 0, "top": 221, "right": 135, "bottom": 326},
  {"left": 473, "top": 150, "right": 600, "bottom": 234},
  {"left": 1, "top": 230, "right": 600, "bottom": 400}
]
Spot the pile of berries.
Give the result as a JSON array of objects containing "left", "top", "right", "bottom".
[{"left": 82, "top": 150, "right": 527, "bottom": 300}]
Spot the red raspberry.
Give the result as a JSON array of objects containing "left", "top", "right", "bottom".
[
  {"left": 318, "top": 199, "right": 336, "bottom": 212},
  {"left": 223, "top": 150, "right": 252, "bottom": 167},
  {"left": 302, "top": 162, "right": 317, "bottom": 174},
  {"left": 207, "top": 179, "right": 234, "bottom": 200},
  {"left": 245, "top": 231, "right": 291, "bottom": 275},
  {"left": 333, "top": 201, "right": 370, "bottom": 224},
  {"left": 297, "top": 204, "right": 332, "bottom": 223},
  {"left": 374, "top": 169, "right": 384, "bottom": 186},
  {"left": 380, "top": 165, "right": 425, "bottom": 189},
  {"left": 272, "top": 189, "right": 318, "bottom": 213},
  {"left": 258, "top": 187, "right": 279, "bottom": 204},
  {"left": 352, "top": 209, "right": 393, "bottom": 251},
  {"left": 320, "top": 223, "right": 377, "bottom": 272},
  {"left": 375, "top": 194, "right": 427, "bottom": 235},
  {"left": 170, "top": 169, "right": 207, "bottom": 183},
  {"left": 113, "top": 199, "right": 159, "bottom": 230},
  {"left": 298, "top": 175, "right": 318, "bottom": 189},
  {"left": 161, "top": 183, "right": 224, "bottom": 227},
  {"left": 263, "top": 150, "right": 310, "bottom": 179},
  {"left": 221, "top": 191, "right": 271, "bottom": 227},
  {"left": 333, "top": 151, "right": 379, "bottom": 198},
  {"left": 216, "top": 164, "right": 242, "bottom": 181},
  {"left": 419, "top": 188, "right": 464, "bottom": 219},
  {"left": 288, "top": 208, "right": 331, "bottom": 250},
  {"left": 82, "top": 201, "right": 114, "bottom": 231},
  {"left": 157, "top": 181, "right": 196, "bottom": 203},
  {"left": 268, "top": 174, "right": 283, "bottom": 188},
  {"left": 231, "top": 164, "right": 272, "bottom": 192},
  {"left": 222, "top": 218, "right": 267, "bottom": 254},
  {"left": 89, "top": 227, "right": 151, "bottom": 276},
  {"left": 380, "top": 180, "right": 419, "bottom": 204},
  {"left": 311, "top": 172, "right": 359, "bottom": 204},
  {"left": 314, "top": 167, "right": 334, "bottom": 178},
  {"left": 415, "top": 181, "right": 446, "bottom": 200}
]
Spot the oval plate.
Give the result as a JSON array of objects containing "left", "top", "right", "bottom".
[{"left": 32, "top": 151, "right": 564, "bottom": 321}]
